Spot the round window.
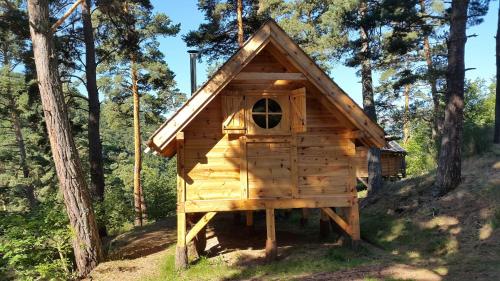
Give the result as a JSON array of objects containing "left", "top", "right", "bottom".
[{"left": 251, "top": 98, "right": 282, "bottom": 129}]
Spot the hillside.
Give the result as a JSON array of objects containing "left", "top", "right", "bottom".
[{"left": 86, "top": 152, "right": 500, "bottom": 281}]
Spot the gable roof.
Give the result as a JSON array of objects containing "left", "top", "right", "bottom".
[
  {"left": 382, "top": 141, "right": 407, "bottom": 155},
  {"left": 146, "top": 20, "right": 386, "bottom": 157}
]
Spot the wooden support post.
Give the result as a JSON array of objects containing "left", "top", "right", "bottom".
[
  {"left": 175, "top": 132, "right": 188, "bottom": 269},
  {"left": 319, "top": 209, "right": 330, "bottom": 239},
  {"left": 175, "top": 212, "right": 188, "bottom": 270},
  {"left": 300, "top": 208, "right": 309, "bottom": 228},
  {"left": 348, "top": 199, "right": 361, "bottom": 249},
  {"left": 265, "top": 208, "right": 277, "bottom": 261}
]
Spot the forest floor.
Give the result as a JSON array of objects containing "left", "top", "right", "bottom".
[{"left": 86, "top": 150, "right": 500, "bottom": 281}]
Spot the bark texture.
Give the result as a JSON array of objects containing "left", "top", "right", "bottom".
[
  {"left": 27, "top": 0, "right": 103, "bottom": 276},
  {"left": 495, "top": 2, "right": 500, "bottom": 144},
  {"left": 434, "top": 0, "right": 469, "bottom": 196},
  {"left": 131, "top": 56, "right": 146, "bottom": 226},
  {"left": 359, "top": 0, "right": 382, "bottom": 194},
  {"left": 403, "top": 84, "right": 410, "bottom": 145},
  {"left": 82, "top": 0, "right": 107, "bottom": 236},
  {"left": 237, "top": 0, "right": 244, "bottom": 47},
  {"left": 420, "top": 0, "right": 443, "bottom": 144}
]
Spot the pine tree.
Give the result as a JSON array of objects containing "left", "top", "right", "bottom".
[
  {"left": 184, "top": 0, "right": 267, "bottom": 63},
  {"left": 95, "top": 0, "right": 181, "bottom": 226},
  {"left": 434, "top": 0, "right": 489, "bottom": 196},
  {"left": 494, "top": 2, "right": 500, "bottom": 144},
  {"left": 26, "top": 0, "right": 103, "bottom": 275}
]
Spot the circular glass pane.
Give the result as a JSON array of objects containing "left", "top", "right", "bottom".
[
  {"left": 268, "top": 99, "right": 282, "bottom": 113},
  {"left": 251, "top": 98, "right": 282, "bottom": 129},
  {"left": 268, "top": 114, "right": 282, "bottom": 128},
  {"left": 252, "top": 114, "right": 267, "bottom": 128},
  {"left": 252, "top": 98, "right": 266, "bottom": 113}
]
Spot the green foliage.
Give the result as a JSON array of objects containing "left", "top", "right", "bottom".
[
  {"left": 0, "top": 200, "right": 73, "bottom": 280},
  {"left": 462, "top": 79, "right": 496, "bottom": 155},
  {"left": 142, "top": 156, "right": 177, "bottom": 220},
  {"left": 184, "top": 0, "right": 268, "bottom": 64},
  {"left": 403, "top": 120, "right": 437, "bottom": 175}
]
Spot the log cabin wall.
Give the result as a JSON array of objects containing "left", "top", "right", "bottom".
[
  {"left": 183, "top": 96, "right": 242, "bottom": 201},
  {"left": 355, "top": 147, "right": 406, "bottom": 178},
  {"left": 297, "top": 96, "right": 357, "bottom": 198},
  {"left": 180, "top": 82, "right": 358, "bottom": 205}
]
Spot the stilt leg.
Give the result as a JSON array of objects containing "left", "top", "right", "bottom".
[
  {"left": 300, "top": 208, "right": 309, "bottom": 228},
  {"left": 265, "top": 208, "right": 277, "bottom": 261},
  {"left": 347, "top": 200, "right": 361, "bottom": 249},
  {"left": 175, "top": 212, "right": 188, "bottom": 270},
  {"left": 319, "top": 209, "right": 330, "bottom": 239}
]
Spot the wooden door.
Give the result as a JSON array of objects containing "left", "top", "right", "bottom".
[{"left": 246, "top": 140, "right": 292, "bottom": 199}]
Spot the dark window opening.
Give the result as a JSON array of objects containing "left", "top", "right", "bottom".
[{"left": 252, "top": 98, "right": 282, "bottom": 129}]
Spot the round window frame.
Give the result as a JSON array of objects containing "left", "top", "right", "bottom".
[{"left": 251, "top": 98, "right": 282, "bottom": 129}]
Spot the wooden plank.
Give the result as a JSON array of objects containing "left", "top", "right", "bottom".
[
  {"left": 248, "top": 188, "right": 292, "bottom": 199},
  {"left": 290, "top": 87, "right": 306, "bottom": 133},
  {"left": 299, "top": 164, "right": 349, "bottom": 176},
  {"left": 185, "top": 212, "right": 217, "bottom": 243},
  {"left": 186, "top": 188, "right": 240, "bottom": 201},
  {"left": 299, "top": 175, "right": 349, "bottom": 188},
  {"left": 291, "top": 134, "right": 299, "bottom": 198},
  {"left": 235, "top": 72, "right": 306, "bottom": 80},
  {"left": 176, "top": 132, "right": 186, "bottom": 203},
  {"left": 240, "top": 136, "right": 248, "bottom": 199},
  {"left": 149, "top": 24, "right": 271, "bottom": 156},
  {"left": 321, "top": 207, "right": 352, "bottom": 236},
  {"left": 183, "top": 197, "right": 353, "bottom": 212}
]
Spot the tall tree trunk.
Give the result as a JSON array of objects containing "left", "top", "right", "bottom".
[
  {"left": 494, "top": 2, "right": 500, "bottom": 144},
  {"left": 359, "top": 0, "right": 382, "bottom": 194},
  {"left": 26, "top": 0, "right": 103, "bottom": 276},
  {"left": 237, "top": 0, "right": 244, "bottom": 47},
  {"left": 403, "top": 84, "right": 410, "bottom": 145},
  {"left": 10, "top": 92, "right": 38, "bottom": 209},
  {"left": 419, "top": 0, "right": 443, "bottom": 145},
  {"left": 131, "top": 55, "right": 145, "bottom": 226},
  {"left": 434, "top": 0, "right": 469, "bottom": 196},
  {"left": 82, "top": 0, "right": 107, "bottom": 237}
]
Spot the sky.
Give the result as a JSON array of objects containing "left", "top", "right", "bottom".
[{"left": 152, "top": 0, "right": 498, "bottom": 106}]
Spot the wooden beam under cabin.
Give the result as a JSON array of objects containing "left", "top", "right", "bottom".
[
  {"left": 234, "top": 72, "right": 306, "bottom": 81},
  {"left": 321, "top": 207, "right": 352, "bottom": 236},
  {"left": 182, "top": 197, "right": 353, "bottom": 213},
  {"left": 185, "top": 212, "right": 216, "bottom": 243}
]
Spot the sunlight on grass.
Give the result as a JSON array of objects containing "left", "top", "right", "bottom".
[{"left": 143, "top": 244, "right": 373, "bottom": 281}]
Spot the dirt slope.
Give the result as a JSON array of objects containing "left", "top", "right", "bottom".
[{"left": 87, "top": 152, "right": 500, "bottom": 281}]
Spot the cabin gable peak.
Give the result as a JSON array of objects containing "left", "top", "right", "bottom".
[{"left": 147, "top": 20, "right": 385, "bottom": 157}]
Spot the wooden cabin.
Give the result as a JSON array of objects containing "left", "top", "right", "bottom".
[
  {"left": 146, "top": 20, "right": 386, "bottom": 269},
  {"left": 355, "top": 140, "right": 407, "bottom": 180}
]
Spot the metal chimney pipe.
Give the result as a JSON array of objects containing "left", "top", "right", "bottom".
[{"left": 187, "top": 50, "right": 199, "bottom": 95}]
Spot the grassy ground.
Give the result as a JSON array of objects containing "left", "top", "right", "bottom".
[{"left": 87, "top": 150, "right": 500, "bottom": 281}]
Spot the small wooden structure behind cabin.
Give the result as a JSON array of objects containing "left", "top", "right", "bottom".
[
  {"left": 355, "top": 140, "right": 407, "bottom": 180},
  {"left": 146, "top": 20, "right": 386, "bottom": 268}
]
